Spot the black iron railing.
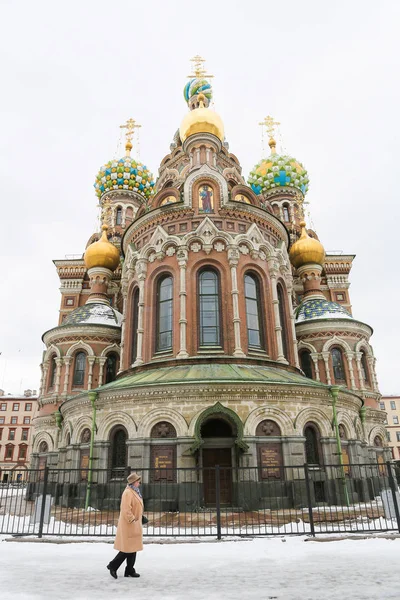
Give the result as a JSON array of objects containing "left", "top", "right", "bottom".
[{"left": 0, "top": 462, "right": 399, "bottom": 538}]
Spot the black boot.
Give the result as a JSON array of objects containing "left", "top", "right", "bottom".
[
  {"left": 107, "top": 564, "right": 118, "bottom": 579},
  {"left": 124, "top": 568, "right": 140, "bottom": 578}
]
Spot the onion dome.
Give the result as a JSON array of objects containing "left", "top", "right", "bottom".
[
  {"left": 180, "top": 93, "right": 224, "bottom": 143},
  {"left": 184, "top": 78, "right": 213, "bottom": 105},
  {"left": 248, "top": 151, "right": 309, "bottom": 196},
  {"left": 289, "top": 221, "right": 325, "bottom": 268},
  {"left": 62, "top": 303, "right": 122, "bottom": 327},
  {"left": 94, "top": 156, "right": 155, "bottom": 201},
  {"left": 84, "top": 225, "right": 120, "bottom": 271},
  {"left": 295, "top": 298, "right": 352, "bottom": 324}
]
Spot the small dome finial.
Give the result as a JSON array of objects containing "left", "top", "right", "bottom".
[
  {"left": 259, "top": 115, "right": 280, "bottom": 156},
  {"left": 120, "top": 118, "right": 141, "bottom": 157}
]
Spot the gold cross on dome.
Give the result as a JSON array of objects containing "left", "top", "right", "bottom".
[
  {"left": 259, "top": 115, "right": 280, "bottom": 140},
  {"left": 187, "top": 55, "right": 213, "bottom": 79},
  {"left": 120, "top": 118, "right": 141, "bottom": 156}
]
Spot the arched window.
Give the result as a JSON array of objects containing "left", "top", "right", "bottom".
[
  {"left": 283, "top": 205, "right": 290, "bottom": 222},
  {"left": 198, "top": 270, "right": 221, "bottom": 347},
  {"left": 156, "top": 275, "right": 173, "bottom": 352},
  {"left": 110, "top": 427, "right": 127, "bottom": 479},
  {"left": 245, "top": 273, "right": 264, "bottom": 350},
  {"left": 39, "top": 441, "right": 48, "bottom": 453},
  {"left": 73, "top": 352, "right": 86, "bottom": 386},
  {"left": 105, "top": 352, "right": 118, "bottom": 384},
  {"left": 304, "top": 423, "right": 321, "bottom": 465},
  {"left": 300, "top": 350, "right": 313, "bottom": 379},
  {"left": 277, "top": 283, "right": 289, "bottom": 359},
  {"left": 360, "top": 351, "right": 370, "bottom": 385},
  {"left": 81, "top": 428, "right": 91, "bottom": 443},
  {"left": 131, "top": 288, "right": 139, "bottom": 363},
  {"left": 116, "top": 207, "right": 122, "bottom": 225},
  {"left": 331, "top": 348, "right": 346, "bottom": 384},
  {"left": 49, "top": 356, "right": 57, "bottom": 389}
]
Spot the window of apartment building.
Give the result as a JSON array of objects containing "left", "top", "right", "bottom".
[
  {"left": 390, "top": 401, "right": 397, "bottom": 410},
  {"left": 1, "top": 403, "right": 6, "bottom": 411},
  {"left": 397, "top": 432, "right": 400, "bottom": 443},
  {"left": 380, "top": 402, "right": 385, "bottom": 410},
  {"left": 0, "top": 417, "right": 4, "bottom": 424},
  {"left": 13, "top": 403, "right": 19, "bottom": 411},
  {"left": 387, "top": 431, "right": 391, "bottom": 442},
  {"left": 5, "top": 444, "right": 14, "bottom": 460},
  {"left": 393, "top": 416, "right": 399, "bottom": 425},
  {"left": 18, "top": 445, "right": 27, "bottom": 460},
  {"left": 0, "top": 428, "right": 2, "bottom": 440},
  {"left": 25, "top": 403, "right": 32, "bottom": 411},
  {"left": 11, "top": 417, "right": 18, "bottom": 424},
  {"left": 8, "top": 429, "right": 16, "bottom": 440},
  {"left": 21, "top": 429, "right": 29, "bottom": 441},
  {"left": 23, "top": 417, "right": 31, "bottom": 424}
]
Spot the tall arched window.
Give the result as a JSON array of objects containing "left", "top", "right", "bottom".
[
  {"left": 131, "top": 288, "right": 139, "bottom": 363},
  {"left": 156, "top": 275, "right": 173, "bottom": 352},
  {"left": 110, "top": 427, "right": 127, "bottom": 479},
  {"left": 331, "top": 348, "right": 346, "bottom": 384},
  {"left": 198, "top": 269, "right": 221, "bottom": 347},
  {"left": 277, "top": 283, "right": 289, "bottom": 359},
  {"left": 73, "top": 352, "right": 86, "bottom": 386},
  {"left": 105, "top": 352, "right": 118, "bottom": 384},
  {"left": 49, "top": 356, "right": 57, "bottom": 389},
  {"left": 360, "top": 351, "right": 370, "bottom": 385},
  {"left": 300, "top": 350, "right": 313, "bottom": 379},
  {"left": 304, "top": 423, "right": 321, "bottom": 465},
  {"left": 283, "top": 205, "right": 290, "bottom": 222},
  {"left": 116, "top": 207, "right": 122, "bottom": 225},
  {"left": 244, "top": 273, "right": 264, "bottom": 350}
]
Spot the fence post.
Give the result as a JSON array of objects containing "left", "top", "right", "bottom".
[
  {"left": 304, "top": 463, "right": 315, "bottom": 537},
  {"left": 386, "top": 461, "right": 400, "bottom": 533},
  {"left": 38, "top": 466, "right": 49, "bottom": 539},
  {"left": 215, "top": 465, "right": 222, "bottom": 540}
]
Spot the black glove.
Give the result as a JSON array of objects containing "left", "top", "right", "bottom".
[{"left": 142, "top": 515, "right": 149, "bottom": 525}]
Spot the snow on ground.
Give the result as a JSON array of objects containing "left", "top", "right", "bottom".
[{"left": 0, "top": 535, "right": 399, "bottom": 600}]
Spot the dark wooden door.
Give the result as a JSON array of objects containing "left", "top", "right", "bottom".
[{"left": 203, "top": 448, "right": 232, "bottom": 506}]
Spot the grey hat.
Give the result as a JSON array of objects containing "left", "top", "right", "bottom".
[{"left": 127, "top": 472, "right": 141, "bottom": 484}]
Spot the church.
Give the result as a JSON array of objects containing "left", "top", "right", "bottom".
[{"left": 31, "top": 57, "right": 387, "bottom": 510}]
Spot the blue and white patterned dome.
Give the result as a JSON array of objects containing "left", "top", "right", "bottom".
[
  {"left": 295, "top": 298, "right": 352, "bottom": 324},
  {"left": 63, "top": 303, "right": 122, "bottom": 327}
]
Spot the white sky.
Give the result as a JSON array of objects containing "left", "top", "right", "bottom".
[{"left": 0, "top": 0, "right": 399, "bottom": 395}]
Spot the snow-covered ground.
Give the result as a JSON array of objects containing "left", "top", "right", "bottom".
[{"left": 0, "top": 535, "right": 399, "bottom": 599}]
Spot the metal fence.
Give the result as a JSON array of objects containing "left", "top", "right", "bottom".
[{"left": 1, "top": 462, "right": 399, "bottom": 539}]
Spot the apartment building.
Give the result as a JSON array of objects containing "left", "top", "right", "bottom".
[{"left": 380, "top": 396, "right": 400, "bottom": 460}]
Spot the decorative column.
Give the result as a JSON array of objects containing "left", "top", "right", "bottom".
[
  {"left": 119, "top": 276, "right": 129, "bottom": 372},
  {"left": 176, "top": 248, "right": 189, "bottom": 359},
  {"left": 311, "top": 353, "right": 321, "bottom": 381},
  {"left": 286, "top": 284, "right": 300, "bottom": 368},
  {"left": 321, "top": 351, "right": 332, "bottom": 385},
  {"left": 368, "top": 356, "right": 379, "bottom": 392},
  {"left": 63, "top": 356, "right": 72, "bottom": 395},
  {"left": 41, "top": 362, "right": 49, "bottom": 396},
  {"left": 268, "top": 260, "right": 285, "bottom": 362},
  {"left": 97, "top": 357, "right": 107, "bottom": 387},
  {"left": 345, "top": 351, "right": 356, "bottom": 390},
  {"left": 133, "top": 258, "right": 148, "bottom": 366},
  {"left": 355, "top": 352, "right": 365, "bottom": 390},
  {"left": 55, "top": 357, "right": 63, "bottom": 395},
  {"left": 87, "top": 356, "right": 96, "bottom": 390},
  {"left": 228, "top": 247, "right": 246, "bottom": 357}
]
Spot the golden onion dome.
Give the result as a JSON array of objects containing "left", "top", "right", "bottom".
[
  {"left": 289, "top": 221, "right": 326, "bottom": 268},
  {"left": 179, "top": 93, "right": 224, "bottom": 143},
  {"left": 84, "top": 225, "right": 120, "bottom": 271}
]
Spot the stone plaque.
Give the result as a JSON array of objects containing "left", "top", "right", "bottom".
[
  {"left": 258, "top": 444, "right": 283, "bottom": 479},
  {"left": 341, "top": 446, "right": 350, "bottom": 476},
  {"left": 151, "top": 445, "right": 176, "bottom": 482},
  {"left": 80, "top": 449, "right": 89, "bottom": 481}
]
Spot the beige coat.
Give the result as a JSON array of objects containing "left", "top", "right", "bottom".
[{"left": 114, "top": 486, "right": 144, "bottom": 553}]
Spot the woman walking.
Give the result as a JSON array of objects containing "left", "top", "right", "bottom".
[{"left": 107, "top": 472, "right": 144, "bottom": 579}]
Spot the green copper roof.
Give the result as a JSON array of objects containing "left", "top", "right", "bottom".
[{"left": 97, "top": 363, "right": 328, "bottom": 392}]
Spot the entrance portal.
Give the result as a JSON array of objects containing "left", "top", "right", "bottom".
[{"left": 201, "top": 417, "right": 234, "bottom": 506}]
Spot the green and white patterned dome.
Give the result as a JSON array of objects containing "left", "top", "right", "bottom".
[
  {"left": 94, "top": 157, "right": 155, "bottom": 201},
  {"left": 248, "top": 153, "right": 309, "bottom": 196}
]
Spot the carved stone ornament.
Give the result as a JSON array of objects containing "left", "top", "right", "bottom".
[
  {"left": 190, "top": 242, "right": 202, "bottom": 253},
  {"left": 166, "top": 246, "right": 176, "bottom": 257}
]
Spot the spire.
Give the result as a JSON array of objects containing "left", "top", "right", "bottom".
[
  {"left": 259, "top": 115, "right": 280, "bottom": 155},
  {"left": 187, "top": 55, "right": 214, "bottom": 79},
  {"left": 119, "top": 118, "right": 141, "bottom": 157}
]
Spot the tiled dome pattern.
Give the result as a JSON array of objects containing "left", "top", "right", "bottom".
[
  {"left": 94, "top": 157, "right": 155, "bottom": 200},
  {"left": 63, "top": 303, "right": 122, "bottom": 327},
  {"left": 248, "top": 154, "right": 309, "bottom": 196},
  {"left": 295, "top": 298, "right": 352, "bottom": 323},
  {"left": 184, "top": 78, "right": 212, "bottom": 104}
]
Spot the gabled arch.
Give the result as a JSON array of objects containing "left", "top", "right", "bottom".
[
  {"left": 298, "top": 340, "right": 318, "bottom": 354},
  {"left": 184, "top": 164, "right": 229, "bottom": 208},
  {"left": 66, "top": 341, "right": 95, "bottom": 357},
  {"left": 322, "top": 336, "right": 352, "bottom": 353},
  {"left": 71, "top": 416, "right": 95, "bottom": 444},
  {"left": 96, "top": 410, "right": 137, "bottom": 440},
  {"left": 244, "top": 406, "right": 294, "bottom": 436},
  {"left": 137, "top": 408, "right": 188, "bottom": 438},
  {"left": 368, "top": 425, "right": 388, "bottom": 447},
  {"left": 188, "top": 402, "right": 248, "bottom": 453},
  {"left": 60, "top": 421, "right": 73, "bottom": 446},
  {"left": 33, "top": 431, "right": 55, "bottom": 453},
  {"left": 335, "top": 411, "right": 356, "bottom": 439},
  {"left": 355, "top": 340, "right": 373, "bottom": 355},
  {"left": 294, "top": 407, "right": 332, "bottom": 438},
  {"left": 100, "top": 344, "right": 121, "bottom": 358},
  {"left": 43, "top": 344, "right": 62, "bottom": 363}
]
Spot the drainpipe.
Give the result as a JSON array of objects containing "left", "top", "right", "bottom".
[
  {"left": 330, "top": 385, "right": 350, "bottom": 507},
  {"left": 85, "top": 391, "right": 97, "bottom": 511}
]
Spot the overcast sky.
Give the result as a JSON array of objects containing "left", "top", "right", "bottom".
[{"left": 1, "top": 0, "right": 399, "bottom": 396}]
